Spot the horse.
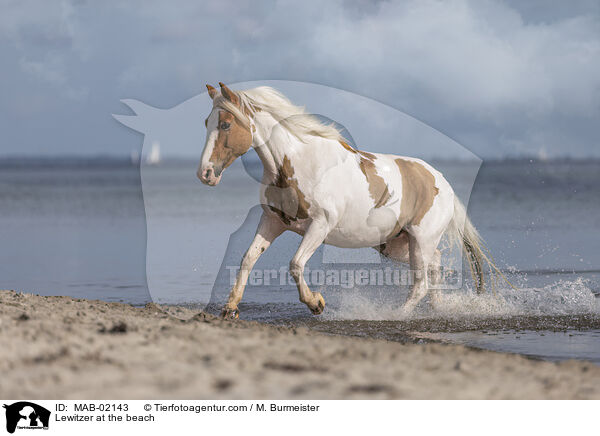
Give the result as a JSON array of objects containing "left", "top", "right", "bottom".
[{"left": 198, "top": 82, "right": 491, "bottom": 319}]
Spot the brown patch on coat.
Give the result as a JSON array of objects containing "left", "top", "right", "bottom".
[
  {"left": 358, "top": 152, "right": 391, "bottom": 208},
  {"left": 265, "top": 156, "right": 311, "bottom": 225},
  {"left": 339, "top": 140, "right": 357, "bottom": 154},
  {"left": 358, "top": 150, "right": 376, "bottom": 160},
  {"left": 209, "top": 111, "right": 252, "bottom": 174},
  {"left": 386, "top": 159, "right": 439, "bottom": 238},
  {"left": 339, "top": 141, "right": 391, "bottom": 209}
]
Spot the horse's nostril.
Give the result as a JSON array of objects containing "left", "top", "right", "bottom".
[{"left": 198, "top": 167, "right": 219, "bottom": 184}]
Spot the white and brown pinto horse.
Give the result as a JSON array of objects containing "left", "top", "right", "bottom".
[{"left": 198, "top": 83, "right": 488, "bottom": 319}]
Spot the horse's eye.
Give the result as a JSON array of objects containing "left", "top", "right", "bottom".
[{"left": 220, "top": 122, "right": 231, "bottom": 130}]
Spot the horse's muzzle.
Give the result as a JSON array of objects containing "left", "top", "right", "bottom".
[{"left": 197, "top": 166, "right": 222, "bottom": 186}]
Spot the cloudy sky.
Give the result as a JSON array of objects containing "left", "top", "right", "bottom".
[{"left": 1, "top": 0, "right": 599, "bottom": 159}]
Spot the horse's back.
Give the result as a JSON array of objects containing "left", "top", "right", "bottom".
[
  {"left": 320, "top": 147, "right": 454, "bottom": 247},
  {"left": 365, "top": 151, "right": 455, "bottom": 235}
]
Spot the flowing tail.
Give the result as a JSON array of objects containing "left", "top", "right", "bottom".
[{"left": 446, "top": 196, "right": 509, "bottom": 293}]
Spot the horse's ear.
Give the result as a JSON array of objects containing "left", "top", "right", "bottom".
[
  {"left": 219, "top": 82, "right": 239, "bottom": 106},
  {"left": 206, "top": 84, "right": 217, "bottom": 100}
]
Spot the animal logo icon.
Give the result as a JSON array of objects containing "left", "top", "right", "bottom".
[{"left": 3, "top": 402, "right": 50, "bottom": 434}]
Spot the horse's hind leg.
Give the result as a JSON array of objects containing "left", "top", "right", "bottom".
[
  {"left": 399, "top": 233, "right": 439, "bottom": 316},
  {"left": 378, "top": 230, "right": 429, "bottom": 314},
  {"left": 376, "top": 231, "right": 410, "bottom": 263},
  {"left": 428, "top": 249, "right": 443, "bottom": 309},
  {"left": 378, "top": 234, "right": 443, "bottom": 312},
  {"left": 221, "top": 213, "right": 284, "bottom": 319}
]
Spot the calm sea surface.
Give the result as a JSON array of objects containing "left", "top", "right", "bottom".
[{"left": 1, "top": 158, "right": 599, "bottom": 363}]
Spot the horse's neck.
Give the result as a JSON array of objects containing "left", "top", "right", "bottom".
[{"left": 251, "top": 112, "right": 307, "bottom": 182}]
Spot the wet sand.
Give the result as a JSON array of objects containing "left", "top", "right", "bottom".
[{"left": 1, "top": 290, "right": 599, "bottom": 399}]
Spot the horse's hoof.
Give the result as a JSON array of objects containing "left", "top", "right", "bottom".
[
  {"left": 220, "top": 307, "right": 239, "bottom": 320},
  {"left": 310, "top": 293, "right": 325, "bottom": 315}
]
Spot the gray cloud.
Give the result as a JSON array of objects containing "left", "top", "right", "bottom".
[{"left": 0, "top": 0, "right": 598, "bottom": 158}]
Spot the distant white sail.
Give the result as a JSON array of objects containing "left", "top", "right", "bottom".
[{"left": 146, "top": 141, "right": 161, "bottom": 165}]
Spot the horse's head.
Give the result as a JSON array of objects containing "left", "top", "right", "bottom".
[{"left": 197, "top": 82, "right": 253, "bottom": 186}]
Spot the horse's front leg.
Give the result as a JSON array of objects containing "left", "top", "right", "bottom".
[
  {"left": 221, "top": 213, "right": 284, "bottom": 319},
  {"left": 290, "top": 218, "right": 329, "bottom": 315}
]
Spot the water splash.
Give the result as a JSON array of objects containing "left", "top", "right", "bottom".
[{"left": 323, "top": 278, "right": 600, "bottom": 321}]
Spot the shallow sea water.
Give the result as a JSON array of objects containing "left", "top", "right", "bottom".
[{"left": 1, "top": 159, "right": 599, "bottom": 363}]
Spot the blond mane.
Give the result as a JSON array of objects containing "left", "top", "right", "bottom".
[{"left": 214, "top": 86, "right": 344, "bottom": 143}]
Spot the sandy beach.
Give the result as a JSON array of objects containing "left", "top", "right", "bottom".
[{"left": 1, "top": 290, "right": 598, "bottom": 399}]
